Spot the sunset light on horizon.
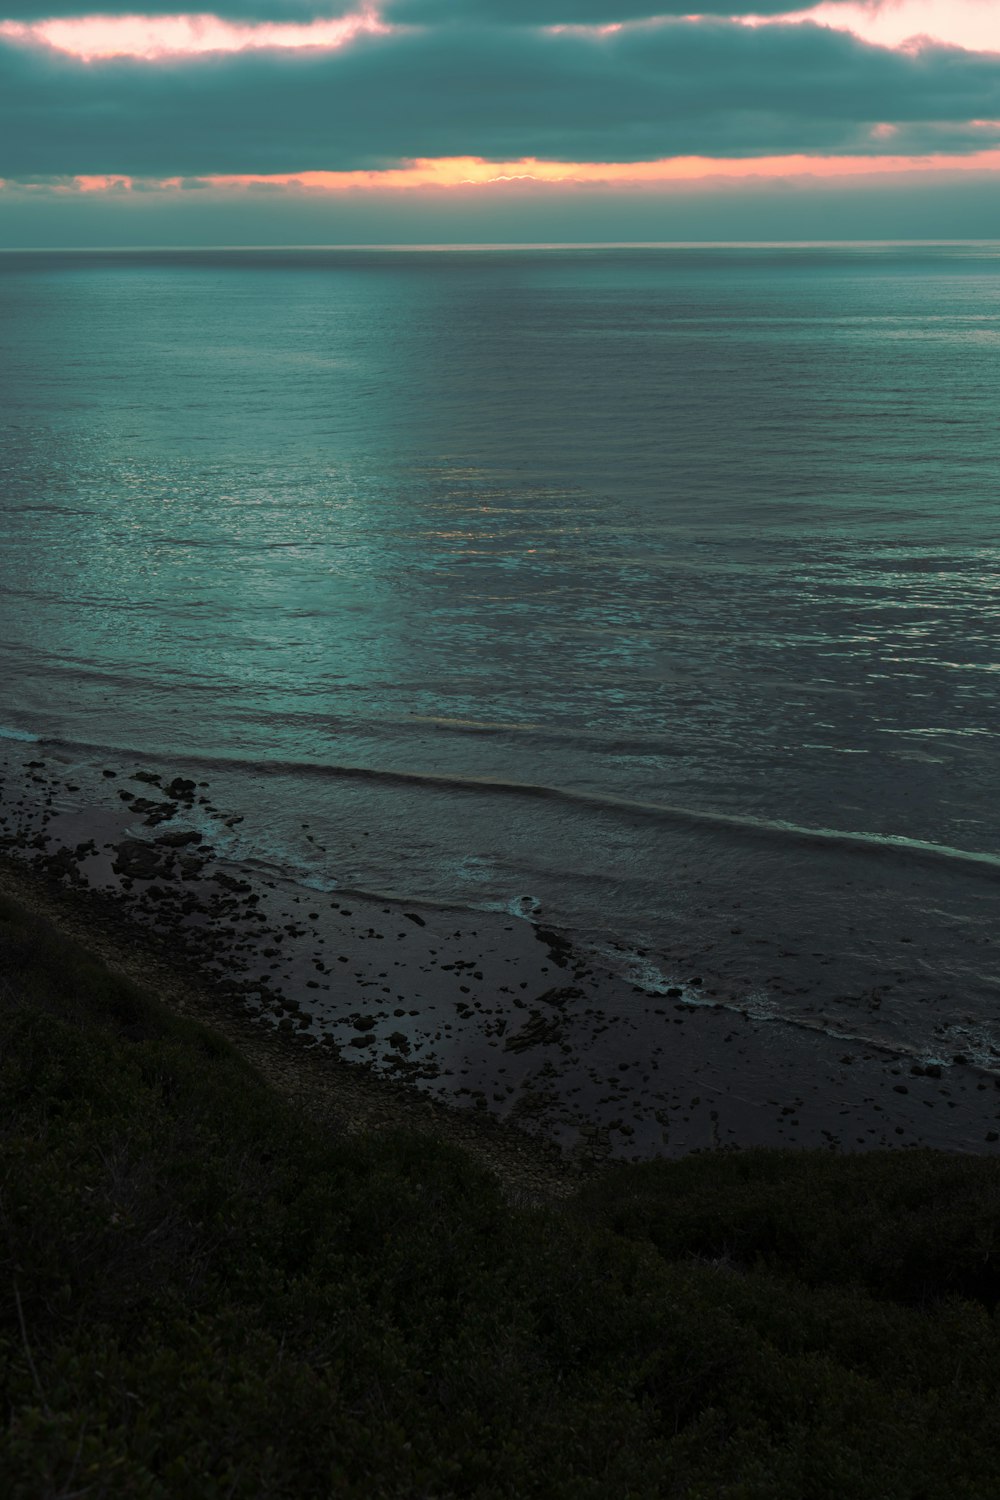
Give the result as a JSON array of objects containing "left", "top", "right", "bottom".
[
  {"left": 10, "top": 143, "right": 1000, "bottom": 201},
  {"left": 2, "top": 0, "right": 1000, "bottom": 241}
]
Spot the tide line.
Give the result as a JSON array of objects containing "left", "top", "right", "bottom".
[{"left": 25, "top": 731, "right": 1000, "bottom": 881}]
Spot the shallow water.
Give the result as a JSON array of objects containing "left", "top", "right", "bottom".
[{"left": 1, "top": 244, "right": 998, "bottom": 1061}]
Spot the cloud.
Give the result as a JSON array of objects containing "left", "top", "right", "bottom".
[
  {"left": 0, "top": 0, "right": 359, "bottom": 16},
  {"left": 0, "top": 1, "right": 835, "bottom": 19},
  {"left": 0, "top": 9, "right": 387, "bottom": 60},
  {"left": 382, "top": 1, "right": 808, "bottom": 19},
  {"left": 0, "top": 14, "right": 999, "bottom": 181}
]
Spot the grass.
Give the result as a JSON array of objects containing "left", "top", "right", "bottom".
[{"left": 1, "top": 888, "right": 999, "bottom": 1498}]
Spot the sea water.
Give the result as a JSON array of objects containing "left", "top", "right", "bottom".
[{"left": 1, "top": 244, "right": 998, "bottom": 1061}]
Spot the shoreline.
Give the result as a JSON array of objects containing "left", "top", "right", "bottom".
[
  {"left": 2, "top": 740, "right": 999, "bottom": 1165},
  {"left": 7, "top": 848, "right": 1000, "bottom": 1500},
  {"left": 0, "top": 855, "right": 578, "bottom": 1204}
]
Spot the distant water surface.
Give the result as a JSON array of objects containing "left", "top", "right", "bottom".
[{"left": 1, "top": 245, "right": 998, "bottom": 1062}]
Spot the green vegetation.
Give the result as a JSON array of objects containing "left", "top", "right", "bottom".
[{"left": 1, "top": 889, "right": 999, "bottom": 1499}]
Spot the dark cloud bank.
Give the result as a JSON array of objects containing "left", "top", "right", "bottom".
[
  {"left": 1, "top": 17, "right": 999, "bottom": 180},
  {"left": 1, "top": 3, "right": 999, "bottom": 243}
]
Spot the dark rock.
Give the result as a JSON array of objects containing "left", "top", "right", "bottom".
[
  {"left": 535, "top": 985, "right": 584, "bottom": 1008},
  {"left": 40, "top": 847, "right": 84, "bottom": 884},
  {"left": 145, "top": 807, "right": 179, "bottom": 828},
  {"left": 155, "top": 829, "right": 203, "bottom": 849},
  {"left": 536, "top": 925, "right": 573, "bottom": 967},
  {"left": 504, "top": 1013, "right": 563, "bottom": 1053}
]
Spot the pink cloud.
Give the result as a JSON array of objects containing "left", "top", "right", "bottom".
[
  {"left": 549, "top": 3, "right": 1000, "bottom": 57},
  {"left": 750, "top": 1, "right": 1000, "bottom": 55},
  {"left": 2, "top": 2, "right": 999, "bottom": 64},
  {"left": 0, "top": 6, "right": 388, "bottom": 61}
]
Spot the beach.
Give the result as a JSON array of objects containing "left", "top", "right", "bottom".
[
  {"left": 4, "top": 738, "right": 998, "bottom": 1168},
  {"left": 2, "top": 244, "right": 999, "bottom": 1169}
]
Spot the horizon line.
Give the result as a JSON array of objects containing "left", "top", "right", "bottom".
[{"left": 3, "top": 238, "right": 1000, "bottom": 254}]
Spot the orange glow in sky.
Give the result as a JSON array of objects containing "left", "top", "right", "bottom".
[
  {"left": 9, "top": 146, "right": 1000, "bottom": 197},
  {"left": 210, "top": 149, "right": 1000, "bottom": 189}
]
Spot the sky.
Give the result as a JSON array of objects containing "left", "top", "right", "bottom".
[{"left": 2, "top": 0, "right": 1000, "bottom": 245}]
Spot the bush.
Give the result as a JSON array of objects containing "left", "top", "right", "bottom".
[
  {"left": 2, "top": 891, "right": 1000, "bottom": 1498},
  {"left": 576, "top": 1146, "right": 1000, "bottom": 1306}
]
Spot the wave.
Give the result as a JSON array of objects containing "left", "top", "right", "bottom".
[
  {"left": 584, "top": 942, "right": 1000, "bottom": 1075},
  {"left": 9, "top": 730, "right": 1000, "bottom": 1074},
  {"left": 389, "top": 713, "right": 682, "bottom": 754},
  {"left": 199, "top": 846, "right": 1000, "bottom": 1075},
  {"left": 0, "top": 669, "right": 681, "bottom": 754},
  {"left": 28, "top": 730, "right": 1000, "bottom": 880},
  {"left": 0, "top": 724, "right": 40, "bottom": 742}
]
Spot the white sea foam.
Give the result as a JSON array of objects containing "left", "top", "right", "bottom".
[{"left": 482, "top": 894, "right": 543, "bottom": 921}]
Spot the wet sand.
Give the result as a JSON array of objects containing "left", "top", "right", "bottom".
[{"left": 2, "top": 740, "right": 999, "bottom": 1170}]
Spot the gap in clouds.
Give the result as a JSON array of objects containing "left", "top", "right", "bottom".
[
  {"left": 0, "top": 5, "right": 388, "bottom": 60},
  {"left": 557, "top": 1, "right": 1000, "bottom": 55},
  {"left": 0, "top": 0, "right": 998, "bottom": 61},
  {"left": 9, "top": 145, "right": 1000, "bottom": 198},
  {"left": 765, "top": 0, "right": 1000, "bottom": 55}
]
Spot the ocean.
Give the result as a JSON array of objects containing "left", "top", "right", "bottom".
[{"left": 1, "top": 243, "right": 998, "bottom": 1069}]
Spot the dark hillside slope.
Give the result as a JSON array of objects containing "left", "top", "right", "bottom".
[{"left": 2, "top": 891, "right": 999, "bottom": 1499}]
